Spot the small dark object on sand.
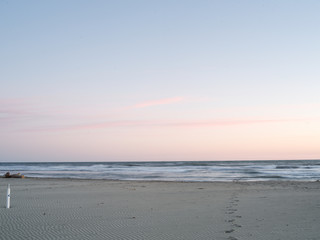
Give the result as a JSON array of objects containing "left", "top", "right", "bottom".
[{"left": 4, "top": 172, "right": 25, "bottom": 178}]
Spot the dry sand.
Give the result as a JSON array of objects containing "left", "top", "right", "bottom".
[{"left": 1, "top": 178, "right": 319, "bottom": 240}]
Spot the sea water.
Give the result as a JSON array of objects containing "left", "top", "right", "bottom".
[{"left": 0, "top": 160, "right": 319, "bottom": 182}]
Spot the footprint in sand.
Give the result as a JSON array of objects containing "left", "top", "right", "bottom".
[
  {"left": 233, "top": 224, "right": 242, "bottom": 228},
  {"left": 226, "top": 211, "right": 235, "bottom": 214},
  {"left": 227, "top": 208, "right": 237, "bottom": 211},
  {"left": 224, "top": 193, "right": 241, "bottom": 239},
  {"left": 226, "top": 219, "right": 235, "bottom": 223},
  {"left": 228, "top": 237, "right": 239, "bottom": 240}
]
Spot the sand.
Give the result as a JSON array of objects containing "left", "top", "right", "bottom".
[{"left": 0, "top": 178, "right": 319, "bottom": 240}]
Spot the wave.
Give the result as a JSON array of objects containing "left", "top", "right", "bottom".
[{"left": 1, "top": 160, "right": 320, "bottom": 182}]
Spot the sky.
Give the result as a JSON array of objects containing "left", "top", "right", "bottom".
[{"left": 1, "top": 0, "right": 320, "bottom": 162}]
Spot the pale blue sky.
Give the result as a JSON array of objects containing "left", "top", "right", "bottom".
[{"left": 1, "top": 1, "right": 320, "bottom": 161}]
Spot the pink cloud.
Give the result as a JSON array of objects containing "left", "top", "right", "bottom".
[
  {"left": 21, "top": 120, "right": 159, "bottom": 132},
  {"left": 130, "top": 97, "right": 184, "bottom": 109},
  {"left": 162, "top": 119, "right": 294, "bottom": 127},
  {"left": 22, "top": 118, "right": 302, "bottom": 132},
  {"left": 0, "top": 98, "right": 38, "bottom": 122}
]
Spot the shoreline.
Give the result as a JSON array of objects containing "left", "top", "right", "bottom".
[
  {"left": 1, "top": 178, "right": 320, "bottom": 240},
  {"left": 1, "top": 160, "right": 319, "bottom": 182},
  {"left": 2, "top": 175, "right": 320, "bottom": 183}
]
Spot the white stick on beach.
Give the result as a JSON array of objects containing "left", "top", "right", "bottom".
[{"left": 6, "top": 184, "right": 10, "bottom": 209}]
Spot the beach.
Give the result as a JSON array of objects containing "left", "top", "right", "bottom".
[{"left": 1, "top": 178, "right": 319, "bottom": 240}]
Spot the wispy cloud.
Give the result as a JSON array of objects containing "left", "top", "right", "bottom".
[
  {"left": 22, "top": 118, "right": 302, "bottom": 132},
  {"left": 160, "top": 119, "right": 292, "bottom": 127},
  {"left": 2, "top": 97, "right": 313, "bottom": 133},
  {"left": 130, "top": 97, "right": 185, "bottom": 109},
  {"left": 22, "top": 120, "right": 159, "bottom": 132},
  {"left": 0, "top": 98, "right": 38, "bottom": 122}
]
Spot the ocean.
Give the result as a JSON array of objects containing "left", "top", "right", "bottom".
[{"left": 1, "top": 160, "right": 319, "bottom": 182}]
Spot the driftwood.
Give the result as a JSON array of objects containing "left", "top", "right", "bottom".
[{"left": 4, "top": 172, "right": 25, "bottom": 178}]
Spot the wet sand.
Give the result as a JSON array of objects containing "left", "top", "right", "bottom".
[{"left": 1, "top": 178, "right": 319, "bottom": 240}]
